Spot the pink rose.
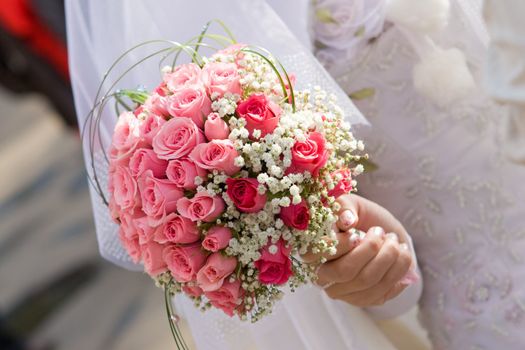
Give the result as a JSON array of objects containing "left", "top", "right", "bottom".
[
  {"left": 154, "top": 212, "right": 200, "bottom": 244},
  {"left": 118, "top": 227, "right": 141, "bottom": 264},
  {"left": 129, "top": 148, "right": 168, "bottom": 178},
  {"left": 202, "top": 62, "right": 241, "bottom": 97},
  {"left": 110, "top": 111, "right": 143, "bottom": 163},
  {"left": 134, "top": 216, "right": 156, "bottom": 244},
  {"left": 328, "top": 168, "right": 353, "bottom": 198},
  {"left": 164, "top": 63, "right": 202, "bottom": 92},
  {"left": 177, "top": 192, "right": 225, "bottom": 222},
  {"left": 139, "top": 170, "right": 184, "bottom": 224},
  {"left": 225, "top": 178, "right": 266, "bottom": 213},
  {"left": 196, "top": 252, "right": 237, "bottom": 291},
  {"left": 166, "top": 158, "right": 207, "bottom": 190},
  {"left": 189, "top": 140, "right": 240, "bottom": 176},
  {"left": 183, "top": 285, "right": 204, "bottom": 298},
  {"left": 143, "top": 94, "right": 169, "bottom": 118},
  {"left": 288, "top": 131, "right": 329, "bottom": 177},
  {"left": 279, "top": 200, "right": 310, "bottom": 231},
  {"left": 119, "top": 212, "right": 139, "bottom": 240},
  {"left": 202, "top": 226, "right": 232, "bottom": 252},
  {"left": 204, "top": 113, "right": 230, "bottom": 140},
  {"left": 213, "top": 43, "right": 246, "bottom": 60},
  {"left": 166, "top": 86, "right": 211, "bottom": 128},
  {"left": 205, "top": 279, "right": 243, "bottom": 317},
  {"left": 236, "top": 94, "right": 282, "bottom": 138},
  {"left": 163, "top": 243, "right": 207, "bottom": 283},
  {"left": 142, "top": 241, "right": 168, "bottom": 276},
  {"left": 254, "top": 239, "right": 293, "bottom": 285},
  {"left": 152, "top": 117, "right": 205, "bottom": 160},
  {"left": 110, "top": 165, "right": 140, "bottom": 211},
  {"left": 139, "top": 113, "right": 166, "bottom": 143}
]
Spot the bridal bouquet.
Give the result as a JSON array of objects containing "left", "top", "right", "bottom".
[{"left": 105, "top": 37, "right": 364, "bottom": 324}]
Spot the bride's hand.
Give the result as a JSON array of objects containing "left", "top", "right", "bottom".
[{"left": 303, "top": 194, "right": 418, "bottom": 307}]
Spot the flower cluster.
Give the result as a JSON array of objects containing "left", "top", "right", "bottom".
[{"left": 107, "top": 43, "right": 364, "bottom": 321}]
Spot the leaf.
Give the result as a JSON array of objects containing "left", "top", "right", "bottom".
[
  {"left": 349, "top": 87, "right": 376, "bottom": 100},
  {"left": 315, "top": 8, "right": 337, "bottom": 24}
]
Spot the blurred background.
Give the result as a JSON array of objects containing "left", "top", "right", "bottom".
[{"left": 0, "top": 1, "right": 175, "bottom": 349}]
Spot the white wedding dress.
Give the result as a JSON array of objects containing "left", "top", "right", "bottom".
[
  {"left": 308, "top": 0, "right": 525, "bottom": 349},
  {"left": 65, "top": 0, "right": 422, "bottom": 349}
]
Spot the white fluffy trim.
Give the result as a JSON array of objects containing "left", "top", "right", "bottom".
[
  {"left": 413, "top": 48, "right": 476, "bottom": 107},
  {"left": 386, "top": 0, "right": 450, "bottom": 33}
]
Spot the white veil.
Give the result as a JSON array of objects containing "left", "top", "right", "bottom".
[{"left": 65, "top": 0, "right": 368, "bottom": 271}]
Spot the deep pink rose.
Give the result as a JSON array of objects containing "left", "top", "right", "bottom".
[
  {"left": 152, "top": 117, "right": 205, "bottom": 160},
  {"left": 288, "top": 131, "right": 329, "bottom": 177},
  {"left": 279, "top": 200, "right": 310, "bottom": 230},
  {"left": 205, "top": 279, "right": 243, "bottom": 317},
  {"left": 139, "top": 113, "right": 166, "bottom": 143},
  {"left": 327, "top": 168, "right": 353, "bottom": 198},
  {"left": 138, "top": 170, "right": 184, "bottom": 224},
  {"left": 177, "top": 192, "right": 225, "bottom": 222},
  {"left": 118, "top": 226, "right": 141, "bottom": 264},
  {"left": 254, "top": 239, "right": 293, "bottom": 285},
  {"left": 225, "top": 178, "right": 266, "bottom": 213},
  {"left": 154, "top": 212, "right": 200, "bottom": 244},
  {"left": 166, "top": 158, "right": 207, "bottom": 190},
  {"left": 189, "top": 140, "right": 240, "bottom": 176},
  {"left": 143, "top": 94, "right": 169, "bottom": 118},
  {"left": 196, "top": 253, "right": 237, "bottom": 291},
  {"left": 166, "top": 86, "right": 211, "bottom": 128},
  {"left": 183, "top": 285, "right": 204, "bottom": 298},
  {"left": 202, "top": 226, "right": 232, "bottom": 252},
  {"left": 204, "top": 113, "right": 230, "bottom": 140},
  {"left": 142, "top": 241, "right": 168, "bottom": 277},
  {"left": 202, "top": 62, "right": 241, "bottom": 97},
  {"left": 129, "top": 148, "right": 168, "bottom": 178},
  {"left": 111, "top": 165, "right": 140, "bottom": 211},
  {"left": 163, "top": 243, "right": 207, "bottom": 283},
  {"left": 110, "top": 111, "right": 143, "bottom": 163},
  {"left": 236, "top": 94, "right": 282, "bottom": 138},
  {"left": 134, "top": 215, "right": 156, "bottom": 244},
  {"left": 164, "top": 63, "right": 202, "bottom": 92}
]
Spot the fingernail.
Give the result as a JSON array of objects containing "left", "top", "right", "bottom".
[
  {"left": 349, "top": 232, "right": 360, "bottom": 246},
  {"left": 339, "top": 210, "right": 356, "bottom": 228},
  {"left": 385, "top": 233, "right": 398, "bottom": 242},
  {"left": 370, "top": 226, "right": 384, "bottom": 238},
  {"left": 400, "top": 243, "right": 409, "bottom": 251},
  {"left": 400, "top": 269, "right": 420, "bottom": 286}
]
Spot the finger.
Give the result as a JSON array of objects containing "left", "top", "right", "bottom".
[
  {"left": 317, "top": 227, "right": 384, "bottom": 285},
  {"left": 323, "top": 233, "right": 400, "bottom": 297},
  {"left": 337, "top": 194, "right": 409, "bottom": 243},
  {"left": 383, "top": 282, "right": 408, "bottom": 302},
  {"left": 337, "top": 209, "right": 357, "bottom": 231},
  {"left": 302, "top": 229, "right": 361, "bottom": 264}
]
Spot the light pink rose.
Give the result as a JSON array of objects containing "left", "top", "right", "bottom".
[
  {"left": 225, "top": 178, "right": 267, "bottom": 213},
  {"left": 166, "top": 158, "right": 207, "bottom": 190},
  {"left": 118, "top": 226, "right": 141, "bottom": 264},
  {"left": 254, "top": 239, "right": 293, "bottom": 285},
  {"left": 152, "top": 117, "right": 205, "bottom": 160},
  {"left": 119, "top": 212, "right": 140, "bottom": 240},
  {"left": 166, "top": 86, "right": 211, "bottom": 128},
  {"left": 183, "top": 285, "right": 204, "bottom": 298},
  {"left": 177, "top": 192, "right": 225, "bottom": 222},
  {"left": 143, "top": 94, "right": 169, "bottom": 118},
  {"left": 142, "top": 241, "right": 168, "bottom": 276},
  {"left": 202, "top": 226, "right": 232, "bottom": 252},
  {"left": 196, "top": 252, "right": 237, "bottom": 291},
  {"left": 204, "top": 113, "right": 230, "bottom": 140},
  {"left": 163, "top": 243, "right": 207, "bottom": 282},
  {"left": 288, "top": 131, "right": 329, "bottom": 177},
  {"left": 110, "top": 111, "right": 143, "bottom": 163},
  {"left": 134, "top": 215, "right": 156, "bottom": 244},
  {"left": 164, "top": 63, "right": 202, "bottom": 92},
  {"left": 139, "top": 113, "right": 166, "bottom": 144},
  {"left": 138, "top": 170, "right": 184, "bottom": 224},
  {"left": 279, "top": 200, "right": 310, "bottom": 231},
  {"left": 236, "top": 94, "right": 282, "bottom": 138},
  {"left": 129, "top": 148, "right": 168, "bottom": 178},
  {"left": 327, "top": 168, "right": 353, "bottom": 198},
  {"left": 212, "top": 43, "right": 246, "bottom": 61},
  {"left": 189, "top": 140, "right": 240, "bottom": 176},
  {"left": 154, "top": 212, "right": 200, "bottom": 244},
  {"left": 205, "top": 279, "right": 243, "bottom": 317},
  {"left": 111, "top": 165, "right": 140, "bottom": 211},
  {"left": 202, "top": 62, "right": 241, "bottom": 97}
]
